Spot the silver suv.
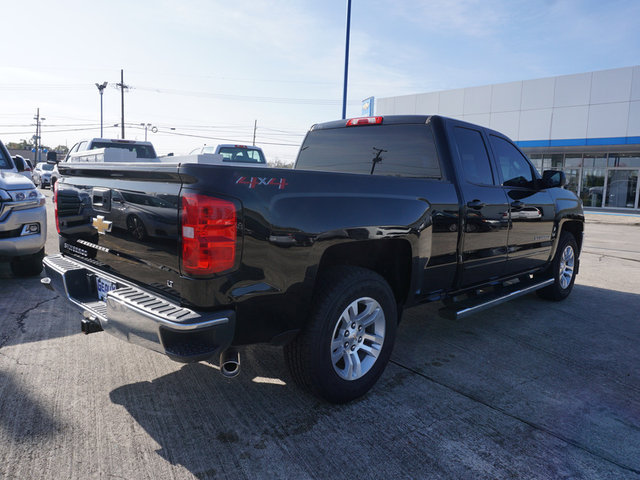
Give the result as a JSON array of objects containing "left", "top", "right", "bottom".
[{"left": 0, "top": 140, "right": 46, "bottom": 276}]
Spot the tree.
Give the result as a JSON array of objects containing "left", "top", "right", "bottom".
[
  {"left": 6, "top": 139, "right": 32, "bottom": 150},
  {"left": 53, "top": 145, "right": 69, "bottom": 155},
  {"left": 268, "top": 158, "right": 294, "bottom": 169}
]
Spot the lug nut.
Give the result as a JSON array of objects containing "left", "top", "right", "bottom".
[
  {"left": 344, "top": 342, "right": 349, "bottom": 348},
  {"left": 344, "top": 330, "right": 350, "bottom": 337},
  {"left": 351, "top": 322, "right": 356, "bottom": 329},
  {"left": 358, "top": 326, "right": 362, "bottom": 331},
  {"left": 350, "top": 345, "right": 356, "bottom": 351},
  {"left": 358, "top": 336, "right": 362, "bottom": 343}
]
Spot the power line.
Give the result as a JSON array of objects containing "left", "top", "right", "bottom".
[
  {"left": 133, "top": 85, "right": 361, "bottom": 106},
  {"left": 157, "top": 128, "right": 300, "bottom": 147}
]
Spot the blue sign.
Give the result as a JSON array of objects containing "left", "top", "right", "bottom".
[{"left": 362, "top": 97, "right": 374, "bottom": 116}]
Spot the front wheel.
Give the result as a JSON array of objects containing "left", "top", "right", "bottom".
[
  {"left": 284, "top": 267, "right": 397, "bottom": 403},
  {"left": 537, "top": 231, "right": 578, "bottom": 301}
]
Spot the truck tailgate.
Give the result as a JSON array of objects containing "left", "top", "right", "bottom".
[{"left": 56, "top": 163, "right": 185, "bottom": 302}]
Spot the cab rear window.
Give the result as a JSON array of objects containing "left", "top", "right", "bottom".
[{"left": 295, "top": 124, "right": 441, "bottom": 178}]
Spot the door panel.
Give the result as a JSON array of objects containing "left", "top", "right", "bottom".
[
  {"left": 488, "top": 134, "right": 555, "bottom": 274},
  {"left": 451, "top": 125, "right": 510, "bottom": 287},
  {"left": 461, "top": 185, "right": 510, "bottom": 285},
  {"left": 503, "top": 188, "right": 555, "bottom": 274}
]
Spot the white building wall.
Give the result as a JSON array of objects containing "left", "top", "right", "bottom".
[{"left": 376, "top": 66, "right": 640, "bottom": 143}]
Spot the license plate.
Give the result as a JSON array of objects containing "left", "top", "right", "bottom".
[{"left": 96, "top": 276, "right": 117, "bottom": 301}]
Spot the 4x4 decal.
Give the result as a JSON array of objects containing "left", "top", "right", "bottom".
[{"left": 236, "top": 176, "right": 288, "bottom": 190}]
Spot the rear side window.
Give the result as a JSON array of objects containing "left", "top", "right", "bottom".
[
  {"left": 295, "top": 124, "right": 441, "bottom": 178},
  {"left": 217, "top": 147, "right": 265, "bottom": 164},
  {"left": 453, "top": 127, "right": 495, "bottom": 185},
  {"left": 489, "top": 135, "right": 534, "bottom": 187},
  {"left": 91, "top": 142, "right": 156, "bottom": 159}
]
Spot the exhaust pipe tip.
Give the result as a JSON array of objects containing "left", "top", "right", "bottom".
[{"left": 219, "top": 348, "right": 240, "bottom": 378}]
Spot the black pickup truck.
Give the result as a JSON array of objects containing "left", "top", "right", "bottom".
[{"left": 43, "top": 115, "right": 584, "bottom": 403}]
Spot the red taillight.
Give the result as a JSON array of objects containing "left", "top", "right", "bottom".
[
  {"left": 181, "top": 193, "right": 237, "bottom": 277},
  {"left": 346, "top": 116, "right": 383, "bottom": 126},
  {"left": 53, "top": 181, "right": 60, "bottom": 234}
]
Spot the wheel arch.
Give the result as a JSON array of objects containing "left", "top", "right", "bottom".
[
  {"left": 559, "top": 219, "right": 584, "bottom": 255},
  {"left": 315, "top": 239, "right": 412, "bottom": 310}
]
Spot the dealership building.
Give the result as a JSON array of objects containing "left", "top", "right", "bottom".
[{"left": 375, "top": 65, "right": 640, "bottom": 212}]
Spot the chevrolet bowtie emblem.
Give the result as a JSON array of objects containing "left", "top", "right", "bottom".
[{"left": 92, "top": 215, "right": 113, "bottom": 235}]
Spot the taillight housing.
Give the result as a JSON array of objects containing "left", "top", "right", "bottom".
[
  {"left": 53, "top": 181, "right": 60, "bottom": 234},
  {"left": 181, "top": 193, "right": 237, "bottom": 277}
]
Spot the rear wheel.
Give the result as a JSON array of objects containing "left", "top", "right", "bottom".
[
  {"left": 10, "top": 248, "right": 44, "bottom": 277},
  {"left": 537, "top": 232, "right": 577, "bottom": 301},
  {"left": 284, "top": 266, "right": 397, "bottom": 403}
]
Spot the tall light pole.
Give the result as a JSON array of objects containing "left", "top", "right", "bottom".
[
  {"left": 95, "top": 82, "right": 108, "bottom": 137},
  {"left": 140, "top": 123, "right": 152, "bottom": 141},
  {"left": 341, "top": 0, "right": 352, "bottom": 120}
]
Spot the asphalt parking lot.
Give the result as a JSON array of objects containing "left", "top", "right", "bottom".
[{"left": 1, "top": 189, "right": 639, "bottom": 479}]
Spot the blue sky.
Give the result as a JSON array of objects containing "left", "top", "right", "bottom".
[{"left": 1, "top": 0, "right": 639, "bottom": 163}]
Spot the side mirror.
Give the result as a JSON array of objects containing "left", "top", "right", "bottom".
[
  {"left": 12, "top": 156, "right": 26, "bottom": 172},
  {"left": 542, "top": 170, "right": 566, "bottom": 188},
  {"left": 46, "top": 151, "right": 58, "bottom": 164}
]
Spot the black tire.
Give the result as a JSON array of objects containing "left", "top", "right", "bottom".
[
  {"left": 10, "top": 248, "right": 44, "bottom": 277},
  {"left": 537, "top": 232, "right": 578, "bottom": 301},
  {"left": 284, "top": 266, "right": 397, "bottom": 403}
]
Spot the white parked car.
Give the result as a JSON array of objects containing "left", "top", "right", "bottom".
[
  {"left": 188, "top": 144, "right": 267, "bottom": 165},
  {"left": 33, "top": 162, "right": 55, "bottom": 188}
]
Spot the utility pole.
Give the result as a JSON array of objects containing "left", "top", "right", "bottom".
[
  {"left": 116, "top": 69, "right": 129, "bottom": 139},
  {"left": 252, "top": 120, "right": 257, "bottom": 146},
  {"left": 95, "top": 82, "right": 108, "bottom": 137},
  {"left": 341, "top": 0, "right": 352, "bottom": 120},
  {"left": 33, "top": 108, "right": 39, "bottom": 164},
  {"left": 33, "top": 108, "right": 46, "bottom": 163}
]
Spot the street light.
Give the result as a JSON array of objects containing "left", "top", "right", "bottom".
[
  {"left": 140, "top": 123, "right": 154, "bottom": 141},
  {"left": 341, "top": 0, "right": 352, "bottom": 119},
  {"left": 95, "top": 82, "right": 108, "bottom": 138}
]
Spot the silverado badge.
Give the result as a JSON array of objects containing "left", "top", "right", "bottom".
[{"left": 92, "top": 215, "right": 113, "bottom": 235}]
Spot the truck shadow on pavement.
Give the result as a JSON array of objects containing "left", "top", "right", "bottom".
[{"left": 108, "top": 285, "right": 640, "bottom": 479}]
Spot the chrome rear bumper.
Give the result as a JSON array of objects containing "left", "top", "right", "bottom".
[{"left": 43, "top": 254, "right": 235, "bottom": 362}]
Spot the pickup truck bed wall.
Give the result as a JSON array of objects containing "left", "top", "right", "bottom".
[{"left": 45, "top": 115, "right": 584, "bottom": 403}]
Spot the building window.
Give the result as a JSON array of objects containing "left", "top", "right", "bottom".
[
  {"left": 605, "top": 170, "right": 638, "bottom": 208},
  {"left": 581, "top": 168, "right": 606, "bottom": 207},
  {"left": 564, "top": 154, "right": 582, "bottom": 167},
  {"left": 609, "top": 153, "right": 640, "bottom": 168},
  {"left": 583, "top": 155, "right": 607, "bottom": 168}
]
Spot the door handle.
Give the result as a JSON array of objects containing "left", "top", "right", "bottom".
[
  {"left": 467, "top": 199, "right": 486, "bottom": 210},
  {"left": 511, "top": 201, "right": 525, "bottom": 209}
]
